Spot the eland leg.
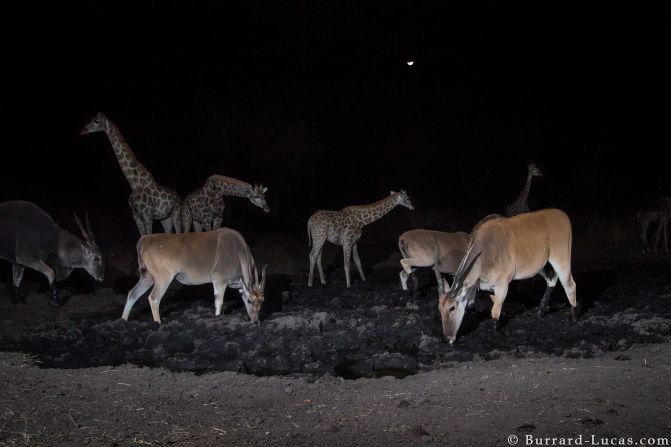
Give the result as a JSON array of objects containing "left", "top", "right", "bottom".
[
  {"left": 537, "top": 266, "right": 558, "bottom": 318},
  {"left": 214, "top": 282, "right": 227, "bottom": 316},
  {"left": 24, "top": 260, "right": 58, "bottom": 307},
  {"left": 122, "top": 274, "right": 154, "bottom": 320},
  {"left": 147, "top": 279, "right": 172, "bottom": 324},
  {"left": 490, "top": 284, "right": 510, "bottom": 332},
  {"left": 11, "top": 264, "right": 25, "bottom": 304}
]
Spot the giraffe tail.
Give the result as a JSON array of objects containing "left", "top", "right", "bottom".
[{"left": 307, "top": 218, "right": 312, "bottom": 247}]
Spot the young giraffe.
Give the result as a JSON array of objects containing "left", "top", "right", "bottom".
[
  {"left": 81, "top": 113, "right": 182, "bottom": 235},
  {"left": 308, "top": 190, "right": 414, "bottom": 288},
  {"left": 181, "top": 175, "right": 270, "bottom": 232},
  {"left": 506, "top": 163, "right": 543, "bottom": 217},
  {"left": 637, "top": 197, "right": 671, "bottom": 254}
]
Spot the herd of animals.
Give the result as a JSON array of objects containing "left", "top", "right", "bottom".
[{"left": 0, "top": 113, "right": 669, "bottom": 344}]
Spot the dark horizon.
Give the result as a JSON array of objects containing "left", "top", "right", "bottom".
[{"left": 3, "top": 2, "right": 667, "bottom": 233}]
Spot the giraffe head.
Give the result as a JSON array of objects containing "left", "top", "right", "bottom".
[
  {"left": 528, "top": 163, "right": 543, "bottom": 178},
  {"left": 250, "top": 184, "right": 270, "bottom": 213},
  {"left": 80, "top": 112, "right": 107, "bottom": 135},
  {"left": 391, "top": 190, "right": 414, "bottom": 210}
]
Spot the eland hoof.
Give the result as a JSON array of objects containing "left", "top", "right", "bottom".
[
  {"left": 48, "top": 286, "right": 61, "bottom": 308},
  {"left": 571, "top": 304, "right": 580, "bottom": 322}
]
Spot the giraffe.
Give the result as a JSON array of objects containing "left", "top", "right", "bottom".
[
  {"left": 506, "top": 163, "right": 543, "bottom": 217},
  {"left": 636, "top": 197, "right": 671, "bottom": 254},
  {"left": 181, "top": 175, "right": 270, "bottom": 232},
  {"left": 81, "top": 113, "right": 182, "bottom": 235},
  {"left": 307, "top": 190, "right": 414, "bottom": 288}
]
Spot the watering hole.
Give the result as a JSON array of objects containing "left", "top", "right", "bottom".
[{"left": 1, "top": 258, "right": 671, "bottom": 380}]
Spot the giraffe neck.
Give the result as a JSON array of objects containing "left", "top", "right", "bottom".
[
  {"left": 515, "top": 173, "right": 534, "bottom": 205},
  {"left": 205, "top": 175, "right": 252, "bottom": 199},
  {"left": 102, "top": 119, "right": 153, "bottom": 190},
  {"left": 346, "top": 193, "right": 399, "bottom": 226}
]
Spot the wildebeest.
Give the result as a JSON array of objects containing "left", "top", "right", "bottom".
[
  {"left": 437, "top": 209, "right": 577, "bottom": 344},
  {"left": 122, "top": 227, "right": 268, "bottom": 324},
  {"left": 0, "top": 201, "right": 104, "bottom": 306}
]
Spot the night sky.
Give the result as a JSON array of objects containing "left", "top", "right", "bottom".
[{"left": 2, "top": 2, "right": 667, "bottom": 232}]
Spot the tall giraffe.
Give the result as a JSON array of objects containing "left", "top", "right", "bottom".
[
  {"left": 181, "top": 175, "right": 270, "bottom": 232},
  {"left": 307, "top": 190, "right": 414, "bottom": 288},
  {"left": 506, "top": 163, "right": 543, "bottom": 217},
  {"left": 637, "top": 197, "right": 671, "bottom": 254},
  {"left": 81, "top": 113, "right": 181, "bottom": 235}
]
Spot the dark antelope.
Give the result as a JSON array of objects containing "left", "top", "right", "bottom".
[{"left": 0, "top": 201, "right": 104, "bottom": 306}]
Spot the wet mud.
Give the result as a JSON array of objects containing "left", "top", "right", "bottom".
[{"left": 1, "top": 254, "right": 670, "bottom": 379}]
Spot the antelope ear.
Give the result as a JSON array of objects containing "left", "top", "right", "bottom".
[
  {"left": 389, "top": 190, "right": 396, "bottom": 195},
  {"left": 442, "top": 278, "right": 450, "bottom": 293},
  {"left": 262, "top": 186, "right": 268, "bottom": 193}
]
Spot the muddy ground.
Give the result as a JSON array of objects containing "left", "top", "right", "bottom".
[{"left": 1, "top": 235, "right": 670, "bottom": 445}]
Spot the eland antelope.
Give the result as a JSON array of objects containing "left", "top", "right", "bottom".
[
  {"left": 122, "top": 227, "right": 267, "bottom": 324},
  {"left": 398, "top": 229, "right": 470, "bottom": 294},
  {"left": 436, "top": 209, "right": 577, "bottom": 344},
  {"left": 0, "top": 201, "right": 104, "bottom": 306}
]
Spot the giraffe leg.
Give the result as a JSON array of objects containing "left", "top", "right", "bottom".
[
  {"left": 171, "top": 204, "right": 183, "bottom": 233},
  {"left": 194, "top": 221, "right": 204, "bottom": 233},
  {"left": 640, "top": 219, "right": 650, "bottom": 254},
  {"left": 143, "top": 217, "right": 154, "bottom": 235},
  {"left": 132, "top": 212, "right": 146, "bottom": 236},
  {"left": 160, "top": 217, "right": 173, "bottom": 234},
  {"left": 308, "top": 235, "right": 327, "bottom": 287},
  {"left": 352, "top": 243, "right": 366, "bottom": 282},
  {"left": 181, "top": 206, "right": 192, "bottom": 233},
  {"left": 654, "top": 222, "right": 662, "bottom": 253},
  {"left": 213, "top": 201, "right": 225, "bottom": 229},
  {"left": 343, "top": 243, "right": 353, "bottom": 288},
  {"left": 316, "top": 247, "right": 326, "bottom": 285}
]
